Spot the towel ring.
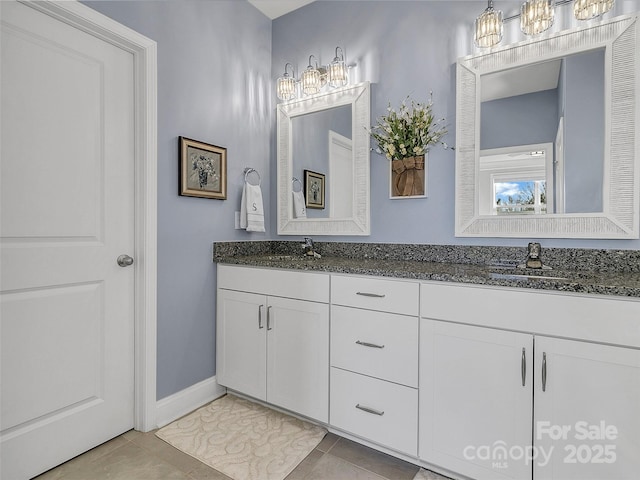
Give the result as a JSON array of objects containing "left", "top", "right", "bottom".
[
  {"left": 244, "top": 167, "right": 261, "bottom": 186},
  {"left": 292, "top": 177, "right": 303, "bottom": 193}
]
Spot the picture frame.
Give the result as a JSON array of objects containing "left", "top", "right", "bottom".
[
  {"left": 304, "top": 170, "right": 325, "bottom": 209},
  {"left": 179, "top": 136, "right": 227, "bottom": 200}
]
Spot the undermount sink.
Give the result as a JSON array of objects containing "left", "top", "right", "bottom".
[
  {"left": 260, "top": 254, "right": 313, "bottom": 261},
  {"left": 489, "top": 272, "right": 570, "bottom": 282}
]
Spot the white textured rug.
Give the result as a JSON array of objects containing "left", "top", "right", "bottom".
[
  {"left": 413, "top": 468, "right": 451, "bottom": 480},
  {"left": 156, "top": 394, "right": 327, "bottom": 480}
]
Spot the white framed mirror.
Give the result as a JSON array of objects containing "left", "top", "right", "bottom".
[
  {"left": 455, "top": 15, "right": 639, "bottom": 238},
  {"left": 277, "top": 81, "right": 370, "bottom": 235}
]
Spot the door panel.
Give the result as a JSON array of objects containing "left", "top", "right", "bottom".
[
  {"left": 534, "top": 337, "right": 640, "bottom": 480},
  {"left": 420, "top": 320, "right": 533, "bottom": 480},
  {"left": 1, "top": 283, "right": 103, "bottom": 431},
  {"left": 216, "top": 289, "right": 267, "bottom": 401},
  {"left": 0, "top": 2, "right": 135, "bottom": 478},
  {"left": 266, "top": 297, "right": 329, "bottom": 422}
]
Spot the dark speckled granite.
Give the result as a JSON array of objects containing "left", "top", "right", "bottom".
[{"left": 213, "top": 241, "right": 640, "bottom": 298}]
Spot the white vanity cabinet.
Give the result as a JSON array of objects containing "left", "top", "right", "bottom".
[
  {"left": 216, "top": 265, "right": 329, "bottom": 423},
  {"left": 329, "top": 275, "right": 420, "bottom": 455},
  {"left": 419, "top": 282, "right": 640, "bottom": 480},
  {"left": 533, "top": 336, "right": 640, "bottom": 480},
  {"left": 420, "top": 319, "right": 534, "bottom": 480}
]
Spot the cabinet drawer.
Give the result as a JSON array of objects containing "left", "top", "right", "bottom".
[
  {"left": 330, "top": 367, "right": 417, "bottom": 455},
  {"left": 421, "top": 282, "right": 640, "bottom": 348},
  {"left": 218, "top": 264, "right": 329, "bottom": 303},
  {"left": 331, "top": 306, "right": 418, "bottom": 387},
  {"left": 331, "top": 275, "right": 419, "bottom": 316}
]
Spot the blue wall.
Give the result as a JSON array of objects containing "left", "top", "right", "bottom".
[
  {"left": 84, "top": 0, "right": 272, "bottom": 400},
  {"left": 272, "top": 0, "right": 640, "bottom": 250},
  {"left": 481, "top": 90, "right": 559, "bottom": 150},
  {"left": 84, "top": 0, "right": 640, "bottom": 400},
  {"left": 564, "top": 49, "right": 605, "bottom": 213}
]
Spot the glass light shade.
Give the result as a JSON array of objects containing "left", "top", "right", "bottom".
[
  {"left": 574, "top": 0, "right": 614, "bottom": 20},
  {"left": 301, "top": 66, "right": 321, "bottom": 95},
  {"left": 276, "top": 75, "right": 296, "bottom": 101},
  {"left": 328, "top": 59, "right": 348, "bottom": 87},
  {"left": 521, "top": 0, "right": 555, "bottom": 36},
  {"left": 475, "top": 4, "right": 503, "bottom": 48}
]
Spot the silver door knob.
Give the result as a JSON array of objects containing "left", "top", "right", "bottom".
[{"left": 117, "top": 254, "right": 134, "bottom": 267}]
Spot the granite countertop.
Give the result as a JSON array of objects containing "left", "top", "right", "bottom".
[{"left": 213, "top": 242, "right": 640, "bottom": 299}]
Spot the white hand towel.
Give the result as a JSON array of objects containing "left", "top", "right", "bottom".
[
  {"left": 292, "top": 190, "right": 307, "bottom": 218},
  {"left": 240, "top": 182, "right": 248, "bottom": 229},
  {"left": 245, "top": 182, "right": 265, "bottom": 232}
]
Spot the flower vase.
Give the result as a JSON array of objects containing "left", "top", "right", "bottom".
[{"left": 391, "top": 154, "right": 426, "bottom": 198}]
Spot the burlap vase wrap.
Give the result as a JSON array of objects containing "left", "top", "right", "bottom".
[{"left": 391, "top": 155, "right": 425, "bottom": 197}]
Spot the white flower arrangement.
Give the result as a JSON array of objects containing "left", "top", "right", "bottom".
[{"left": 370, "top": 92, "right": 449, "bottom": 160}]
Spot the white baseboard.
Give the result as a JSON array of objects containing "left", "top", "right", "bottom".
[{"left": 155, "top": 376, "right": 226, "bottom": 428}]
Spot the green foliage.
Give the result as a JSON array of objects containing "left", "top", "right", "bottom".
[{"left": 370, "top": 93, "right": 449, "bottom": 160}]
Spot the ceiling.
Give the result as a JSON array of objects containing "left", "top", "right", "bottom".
[{"left": 247, "top": 0, "right": 316, "bottom": 19}]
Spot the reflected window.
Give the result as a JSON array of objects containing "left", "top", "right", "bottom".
[
  {"left": 494, "top": 179, "right": 546, "bottom": 215},
  {"left": 478, "top": 143, "right": 554, "bottom": 216}
]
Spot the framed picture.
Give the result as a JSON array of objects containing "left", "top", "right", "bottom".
[
  {"left": 179, "top": 136, "right": 227, "bottom": 200},
  {"left": 304, "top": 170, "right": 325, "bottom": 209}
]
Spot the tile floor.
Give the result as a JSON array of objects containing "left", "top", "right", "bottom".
[{"left": 34, "top": 428, "right": 450, "bottom": 480}]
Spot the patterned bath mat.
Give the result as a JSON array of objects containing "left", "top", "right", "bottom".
[{"left": 156, "top": 394, "right": 327, "bottom": 480}]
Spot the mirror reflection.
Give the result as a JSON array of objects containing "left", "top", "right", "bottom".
[
  {"left": 291, "top": 105, "right": 352, "bottom": 219},
  {"left": 479, "top": 48, "right": 604, "bottom": 216}
]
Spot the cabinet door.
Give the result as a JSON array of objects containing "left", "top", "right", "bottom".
[
  {"left": 534, "top": 337, "right": 640, "bottom": 480},
  {"left": 216, "top": 289, "right": 267, "bottom": 401},
  {"left": 420, "top": 320, "right": 533, "bottom": 480},
  {"left": 266, "top": 296, "right": 329, "bottom": 423}
]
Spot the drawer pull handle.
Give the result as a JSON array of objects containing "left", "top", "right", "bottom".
[
  {"left": 542, "top": 352, "right": 547, "bottom": 392},
  {"left": 521, "top": 347, "right": 526, "bottom": 387},
  {"left": 356, "top": 404, "right": 384, "bottom": 416},
  {"left": 356, "top": 340, "right": 385, "bottom": 349},
  {"left": 258, "top": 305, "right": 264, "bottom": 329},
  {"left": 267, "top": 306, "right": 273, "bottom": 331},
  {"left": 356, "top": 292, "right": 386, "bottom": 298}
]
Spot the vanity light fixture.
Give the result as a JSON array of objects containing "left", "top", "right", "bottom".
[
  {"left": 276, "top": 63, "right": 297, "bottom": 101},
  {"left": 474, "top": 0, "right": 614, "bottom": 48},
  {"left": 475, "top": 1, "right": 504, "bottom": 48},
  {"left": 574, "top": 0, "right": 615, "bottom": 20},
  {"left": 301, "top": 55, "right": 323, "bottom": 96},
  {"left": 328, "top": 47, "right": 348, "bottom": 87},
  {"left": 520, "top": 0, "right": 555, "bottom": 35},
  {"left": 276, "top": 47, "right": 350, "bottom": 102}
]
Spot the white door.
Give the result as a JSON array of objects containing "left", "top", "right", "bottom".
[
  {"left": 216, "top": 289, "right": 267, "bottom": 401},
  {"left": 534, "top": 337, "right": 640, "bottom": 480},
  {"left": 328, "top": 130, "right": 353, "bottom": 219},
  {"left": 419, "top": 320, "right": 533, "bottom": 480},
  {"left": 0, "top": 1, "right": 136, "bottom": 478},
  {"left": 266, "top": 296, "right": 329, "bottom": 423}
]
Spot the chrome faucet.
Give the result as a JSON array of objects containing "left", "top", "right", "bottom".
[
  {"left": 301, "top": 237, "right": 321, "bottom": 258},
  {"left": 302, "top": 237, "right": 315, "bottom": 256},
  {"left": 518, "top": 242, "right": 551, "bottom": 270}
]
